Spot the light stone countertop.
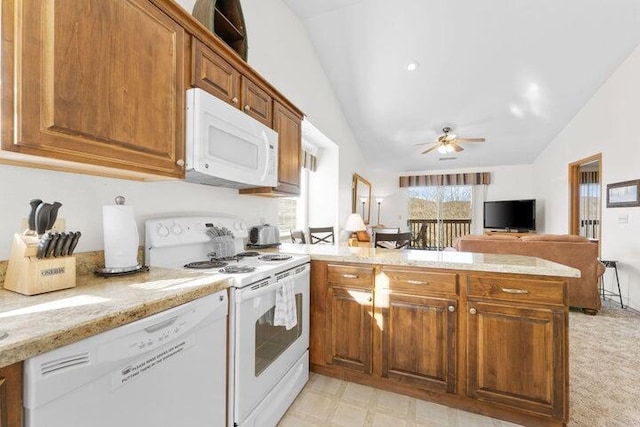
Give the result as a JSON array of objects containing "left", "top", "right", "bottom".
[
  {"left": 0, "top": 244, "right": 579, "bottom": 368},
  {"left": 276, "top": 243, "right": 581, "bottom": 278},
  {"left": 0, "top": 267, "right": 231, "bottom": 368}
]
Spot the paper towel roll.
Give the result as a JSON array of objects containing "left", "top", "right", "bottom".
[{"left": 103, "top": 204, "right": 139, "bottom": 269}]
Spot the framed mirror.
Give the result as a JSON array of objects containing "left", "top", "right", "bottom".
[{"left": 352, "top": 173, "right": 372, "bottom": 224}]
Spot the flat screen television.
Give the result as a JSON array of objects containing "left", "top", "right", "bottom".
[{"left": 483, "top": 199, "right": 536, "bottom": 231}]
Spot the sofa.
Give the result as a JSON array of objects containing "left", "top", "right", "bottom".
[{"left": 454, "top": 234, "right": 605, "bottom": 314}]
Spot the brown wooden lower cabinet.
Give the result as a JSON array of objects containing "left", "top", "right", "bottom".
[
  {"left": 0, "top": 362, "right": 22, "bottom": 427},
  {"left": 310, "top": 260, "right": 569, "bottom": 427},
  {"left": 326, "top": 284, "right": 373, "bottom": 373},
  {"left": 381, "top": 293, "right": 456, "bottom": 393},
  {"left": 466, "top": 300, "right": 567, "bottom": 420}
]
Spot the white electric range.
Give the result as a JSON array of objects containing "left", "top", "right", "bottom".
[{"left": 145, "top": 216, "right": 310, "bottom": 427}]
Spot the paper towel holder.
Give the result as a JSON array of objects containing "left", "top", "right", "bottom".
[{"left": 95, "top": 195, "right": 148, "bottom": 277}]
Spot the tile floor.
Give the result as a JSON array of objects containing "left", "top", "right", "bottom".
[{"left": 278, "top": 373, "right": 524, "bottom": 427}]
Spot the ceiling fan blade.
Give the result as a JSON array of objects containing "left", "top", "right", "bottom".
[
  {"left": 455, "top": 138, "right": 485, "bottom": 143},
  {"left": 421, "top": 145, "right": 440, "bottom": 155},
  {"left": 451, "top": 142, "right": 464, "bottom": 152},
  {"left": 412, "top": 141, "right": 438, "bottom": 146}
]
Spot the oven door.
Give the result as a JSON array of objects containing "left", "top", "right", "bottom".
[{"left": 232, "top": 264, "right": 310, "bottom": 423}]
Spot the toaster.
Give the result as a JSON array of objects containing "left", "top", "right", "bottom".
[{"left": 248, "top": 225, "right": 280, "bottom": 246}]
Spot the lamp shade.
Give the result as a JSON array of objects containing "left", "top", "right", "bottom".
[{"left": 345, "top": 213, "right": 367, "bottom": 232}]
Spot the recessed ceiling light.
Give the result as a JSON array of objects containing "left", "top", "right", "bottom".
[{"left": 406, "top": 60, "right": 419, "bottom": 71}]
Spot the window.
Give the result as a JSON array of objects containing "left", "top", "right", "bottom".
[
  {"left": 277, "top": 169, "right": 308, "bottom": 238},
  {"left": 407, "top": 186, "right": 472, "bottom": 249}
]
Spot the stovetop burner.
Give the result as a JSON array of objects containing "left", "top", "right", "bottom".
[
  {"left": 219, "top": 265, "right": 256, "bottom": 274},
  {"left": 184, "top": 260, "right": 229, "bottom": 269},
  {"left": 237, "top": 251, "right": 260, "bottom": 258},
  {"left": 258, "top": 254, "right": 293, "bottom": 261}
]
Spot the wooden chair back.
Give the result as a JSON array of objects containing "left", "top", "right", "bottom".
[
  {"left": 373, "top": 227, "right": 400, "bottom": 235},
  {"left": 290, "top": 230, "right": 306, "bottom": 244},
  {"left": 374, "top": 231, "right": 411, "bottom": 249},
  {"left": 309, "top": 226, "right": 335, "bottom": 244}
]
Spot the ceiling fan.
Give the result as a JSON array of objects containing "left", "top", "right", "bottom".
[{"left": 415, "top": 127, "right": 485, "bottom": 155}]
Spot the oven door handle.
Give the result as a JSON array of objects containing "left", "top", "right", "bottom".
[
  {"left": 237, "top": 270, "right": 309, "bottom": 303},
  {"left": 237, "top": 281, "right": 279, "bottom": 302}
]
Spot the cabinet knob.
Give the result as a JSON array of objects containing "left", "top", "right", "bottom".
[
  {"left": 367, "top": 296, "right": 373, "bottom": 302},
  {"left": 469, "top": 308, "right": 477, "bottom": 315},
  {"left": 176, "top": 159, "right": 185, "bottom": 167},
  {"left": 448, "top": 305, "right": 455, "bottom": 312},
  {"left": 244, "top": 105, "right": 251, "bottom": 112},
  {"left": 232, "top": 96, "right": 239, "bottom": 103}
]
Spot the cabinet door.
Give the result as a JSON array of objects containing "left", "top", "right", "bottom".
[
  {"left": 4, "top": 0, "right": 185, "bottom": 177},
  {"left": 273, "top": 102, "right": 302, "bottom": 194},
  {"left": 381, "top": 293, "right": 456, "bottom": 393},
  {"left": 326, "top": 285, "right": 373, "bottom": 373},
  {"left": 241, "top": 77, "right": 273, "bottom": 127},
  {"left": 0, "top": 362, "right": 22, "bottom": 427},
  {"left": 192, "top": 39, "right": 241, "bottom": 107},
  {"left": 467, "top": 301, "right": 567, "bottom": 419}
]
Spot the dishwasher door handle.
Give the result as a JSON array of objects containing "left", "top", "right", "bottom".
[{"left": 144, "top": 316, "right": 178, "bottom": 333}]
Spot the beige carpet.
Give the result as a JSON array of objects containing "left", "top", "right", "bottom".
[
  {"left": 280, "top": 299, "right": 640, "bottom": 427},
  {"left": 569, "top": 300, "right": 640, "bottom": 427}
]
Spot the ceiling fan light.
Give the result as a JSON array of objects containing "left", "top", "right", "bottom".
[
  {"left": 437, "top": 144, "right": 449, "bottom": 154},
  {"left": 406, "top": 60, "right": 420, "bottom": 71}
]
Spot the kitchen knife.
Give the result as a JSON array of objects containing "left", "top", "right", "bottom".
[
  {"left": 36, "top": 232, "right": 52, "bottom": 259},
  {"left": 35, "top": 203, "right": 53, "bottom": 235},
  {"left": 45, "top": 232, "right": 59, "bottom": 258},
  {"left": 28, "top": 199, "right": 43, "bottom": 232},
  {"left": 67, "top": 231, "right": 81, "bottom": 255},
  {"left": 48, "top": 202, "right": 63, "bottom": 230},
  {"left": 60, "top": 231, "right": 74, "bottom": 257},
  {"left": 53, "top": 232, "right": 68, "bottom": 257}
]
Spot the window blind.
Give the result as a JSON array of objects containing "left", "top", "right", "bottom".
[{"left": 399, "top": 172, "right": 491, "bottom": 187}]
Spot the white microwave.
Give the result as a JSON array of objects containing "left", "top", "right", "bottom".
[{"left": 185, "top": 88, "right": 278, "bottom": 189}]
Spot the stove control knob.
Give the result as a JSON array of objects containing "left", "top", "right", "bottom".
[
  {"left": 171, "top": 223, "right": 183, "bottom": 235},
  {"left": 156, "top": 224, "right": 170, "bottom": 237}
]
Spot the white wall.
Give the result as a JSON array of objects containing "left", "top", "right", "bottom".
[
  {"left": 239, "top": 0, "right": 370, "bottom": 228},
  {"left": 533, "top": 44, "right": 640, "bottom": 311},
  {"left": 0, "top": 0, "right": 368, "bottom": 260}
]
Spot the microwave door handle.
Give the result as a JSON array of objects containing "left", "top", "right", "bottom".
[{"left": 260, "top": 132, "right": 270, "bottom": 182}]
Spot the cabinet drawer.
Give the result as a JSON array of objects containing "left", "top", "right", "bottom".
[
  {"left": 467, "top": 275, "right": 565, "bottom": 306},
  {"left": 382, "top": 268, "right": 457, "bottom": 296},
  {"left": 327, "top": 264, "right": 373, "bottom": 288}
]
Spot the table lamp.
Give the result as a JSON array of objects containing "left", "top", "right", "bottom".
[
  {"left": 345, "top": 213, "right": 367, "bottom": 246},
  {"left": 376, "top": 197, "right": 384, "bottom": 225}
]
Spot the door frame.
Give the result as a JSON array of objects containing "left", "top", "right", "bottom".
[{"left": 568, "top": 153, "right": 602, "bottom": 244}]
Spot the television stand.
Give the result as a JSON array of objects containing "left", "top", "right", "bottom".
[{"left": 484, "top": 229, "right": 536, "bottom": 237}]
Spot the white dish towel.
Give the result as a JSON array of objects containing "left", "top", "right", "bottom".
[{"left": 274, "top": 277, "right": 297, "bottom": 330}]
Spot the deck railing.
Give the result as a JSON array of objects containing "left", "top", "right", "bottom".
[{"left": 407, "top": 219, "right": 472, "bottom": 249}]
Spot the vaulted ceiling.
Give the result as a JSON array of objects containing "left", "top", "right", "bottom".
[{"left": 284, "top": 0, "right": 640, "bottom": 172}]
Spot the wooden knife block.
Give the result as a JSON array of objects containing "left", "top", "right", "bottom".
[{"left": 4, "top": 234, "right": 76, "bottom": 295}]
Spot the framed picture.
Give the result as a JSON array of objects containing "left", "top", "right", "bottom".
[{"left": 606, "top": 179, "right": 640, "bottom": 208}]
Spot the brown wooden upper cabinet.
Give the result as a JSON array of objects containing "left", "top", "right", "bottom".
[
  {"left": 192, "top": 38, "right": 272, "bottom": 127},
  {"left": 1, "top": 0, "right": 186, "bottom": 179}
]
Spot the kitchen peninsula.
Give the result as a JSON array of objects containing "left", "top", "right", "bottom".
[
  {"left": 278, "top": 243, "right": 578, "bottom": 427},
  {"left": 0, "top": 246, "right": 577, "bottom": 427}
]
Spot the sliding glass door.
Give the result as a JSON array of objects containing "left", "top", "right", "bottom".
[{"left": 407, "top": 186, "right": 473, "bottom": 249}]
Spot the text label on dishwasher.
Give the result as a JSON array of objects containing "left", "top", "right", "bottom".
[{"left": 111, "top": 335, "right": 196, "bottom": 390}]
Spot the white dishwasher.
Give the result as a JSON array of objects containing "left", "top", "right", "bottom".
[{"left": 23, "top": 290, "right": 228, "bottom": 427}]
